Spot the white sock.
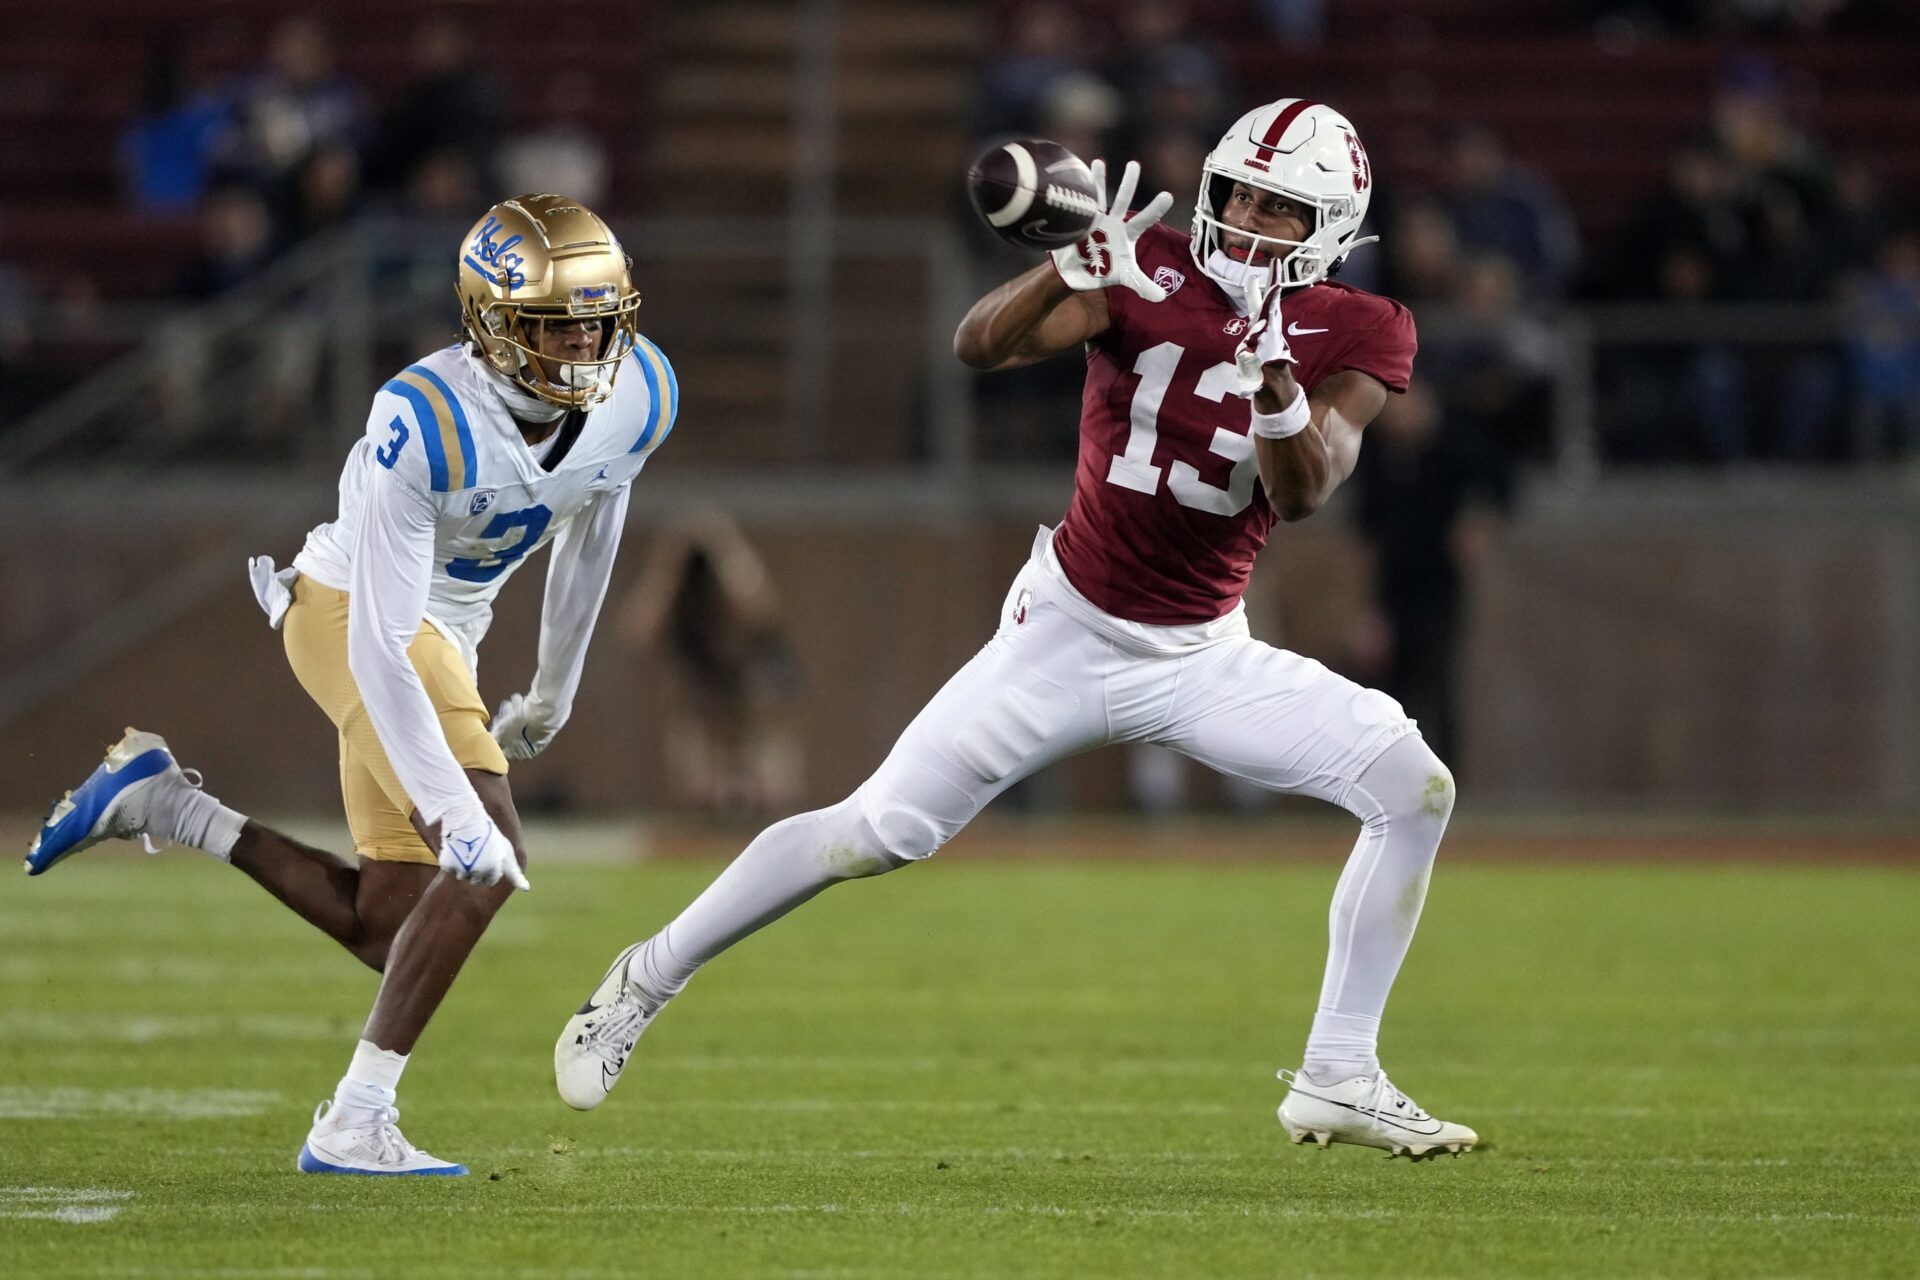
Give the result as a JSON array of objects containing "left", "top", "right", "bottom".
[
  {"left": 1302, "top": 1010, "right": 1380, "bottom": 1083},
  {"left": 168, "top": 788, "right": 246, "bottom": 861},
  {"left": 623, "top": 796, "right": 900, "bottom": 1007},
  {"left": 1302, "top": 735, "right": 1454, "bottom": 1083},
  {"left": 331, "top": 1039, "right": 407, "bottom": 1116}
]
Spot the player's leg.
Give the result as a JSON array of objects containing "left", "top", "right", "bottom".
[
  {"left": 24, "top": 728, "right": 434, "bottom": 972},
  {"left": 1157, "top": 638, "right": 1476, "bottom": 1157},
  {"left": 555, "top": 562, "right": 1113, "bottom": 1109},
  {"left": 298, "top": 586, "right": 516, "bottom": 1176}
]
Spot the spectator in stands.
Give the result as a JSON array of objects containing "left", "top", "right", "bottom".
[
  {"left": 973, "top": 2, "right": 1096, "bottom": 140},
  {"left": 1845, "top": 227, "right": 1920, "bottom": 460},
  {"left": 1821, "top": 153, "right": 1894, "bottom": 286},
  {"left": 500, "top": 73, "right": 610, "bottom": 208},
  {"left": 217, "top": 17, "right": 363, "bottom": 200},
  {"left": 1422, "top": 253, "right": 1561, "bottom": 464},
  {"left": 1037, "top": 72, "right": 1125, "bottom": 170},
  {"left": 1349, "top": 380, "right": 1509, "bottom": 766},
  {"left": 1707, "top": 54, "right": 1830, "bottom": 227},
  {"left": 281, "top": 142, "right": 364, "bottom": 247},
  {"left": 619, "top": 511, "right": 809, "bottom": 818},
  {"left": 120, "top": 42, "right": 236, "bottom": 213},
  {"left": 1105, "top": 1, "right": 1229, "bottom": 154},
  {"left": 1592, "top": 143, "right": 1747, "bottom": 301},
  {"left": 1437, "top": 124, "right": 1580, "bottom": 299},
  {"left": 363, "top": 13, "right": 504, "bottom": 197},
  {"left": 1378, "top": 198, "right": 1463, "bottom": 306},
  {"left": 171, "top": 184, "right": 279, "bottom": 300}
]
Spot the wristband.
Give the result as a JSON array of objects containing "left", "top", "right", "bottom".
[{"left": 1248, "top": 387, "right": 1310, "bottom": 439}]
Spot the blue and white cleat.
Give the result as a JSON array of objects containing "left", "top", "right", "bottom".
[
  {"left": 26, "top": 728, "right": 195, "bottom": 876},
  {"left": 297, "top": 1101, "right": 468, "bottom": 1177}
]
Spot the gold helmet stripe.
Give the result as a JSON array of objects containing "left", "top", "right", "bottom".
[{"left": 390, "top": 367, "right": 475, "bottom": 492}]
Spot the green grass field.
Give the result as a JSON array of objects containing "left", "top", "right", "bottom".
[{"left": 2, "top": 837, "right": 1916, "bottom": 1278}]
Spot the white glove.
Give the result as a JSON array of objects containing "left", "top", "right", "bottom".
[
  {"left": 1050, "top": 159, "right": 1176, "bottom": 303},
  {"left": 1233, "top": 283, "right": 1295, "bottom": 397},
  {"left": 438, "top": 814, "right": 530, "bottom": 890},
  {"left": 491, "top": 691, "right": 561, "bottom": 761}
]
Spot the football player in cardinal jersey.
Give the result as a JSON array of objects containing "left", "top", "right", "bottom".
[
  {"left": 26, "top": 195, "right": 677, "bottom": 1174},
  {"left": 557, "top": 102, "right": 1476, "bottom": 1159}
]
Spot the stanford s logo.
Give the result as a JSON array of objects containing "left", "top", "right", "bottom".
[
  {"left": 1013, "top": 587, "right": 1033, "bottom": 626},
  {"left": 1345, "top": 131, "right": 1371, "bottom": 193},
  {"left": 1223, "top": 317, "right": 1249, "bottom": 336}
]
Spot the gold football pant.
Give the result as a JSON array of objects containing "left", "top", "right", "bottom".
[{"left": 281, "top": 576, "right": 508, "bottom": 864}]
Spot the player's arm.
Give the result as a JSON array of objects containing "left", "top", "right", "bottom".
[
  {"left": 347, "top": 469, "right": 526, "bottom": 888},
  {"left": 492, "top": 485, "right": 631, "bottom": 761},
  {"left": 953, "top": 265, "right": 1109, "bottom": 371},
  {"left": 954, "top": 159, "right": 1173, "bottom": 372},
  {"left": 1251, "top": 365, "right": 1388, "bottom": 522}
]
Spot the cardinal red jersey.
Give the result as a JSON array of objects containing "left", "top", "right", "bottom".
[{"left": 1049, "top": 223, "right": 1416, "bottom": 624}]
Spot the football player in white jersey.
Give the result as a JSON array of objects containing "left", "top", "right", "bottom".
[{"left": 25, "top": 194, "right": 678, "bottom": 1175}]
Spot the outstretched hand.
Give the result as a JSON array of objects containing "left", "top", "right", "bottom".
[{"left": 1050, "top": 159, "right": 1176, "bottom": 303}]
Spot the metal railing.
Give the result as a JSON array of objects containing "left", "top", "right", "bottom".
[{"left": 4, "top": 229, "right": 1903, "bottom": 487}]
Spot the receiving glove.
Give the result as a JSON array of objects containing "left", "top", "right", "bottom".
[
  {"left": 438, "top": 813, "right": 530, "bottom": 891},
  {"left": 491, "top": 691, "right": 561, "bottom": 762},
  {"left": 1050, "top": 159, "right": 1177, "bottom": 303},
  {"left": 1233, "top": 283, "right": 1296, "bottom": 398}
]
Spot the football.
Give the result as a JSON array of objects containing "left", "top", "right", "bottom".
[{"left": 966, "top": 138, "right": 1103, "bottom": 250}]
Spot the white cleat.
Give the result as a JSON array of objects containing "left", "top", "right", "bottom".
[
  {"left": 555, "top": 943, "right": 665, "bottom": 1111},
  {"left": 26, "top": 728, "right": 200, "bottom": 876},
  {"left": 1277, "top": 1067, "right": 1479, "bottom": 1160},
  {"left": 296, "top": 1100, "right": 466, "bottom": 1176}
]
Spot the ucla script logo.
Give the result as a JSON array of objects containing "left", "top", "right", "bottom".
[{"left": 465, "top": 215, "right": 527, "bottom": 290}]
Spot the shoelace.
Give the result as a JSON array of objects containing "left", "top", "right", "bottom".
[
  {"left": 313, "top": 1100, "right": 417, "bottom": 1166},
  {"left": 582, "top": 999, "right": 648, "bottom": 1066},
  {"left": 1357, "top": 1072, "right": 1427, "bottom": 1123},
  {"left": 138, "top": 767, "right": 204, "bottom": 856}
]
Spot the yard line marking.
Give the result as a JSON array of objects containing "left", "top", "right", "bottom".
[
  {"left": 0, "top": 1087, "right": 283, "bottom": 1120},
  {"left": 0, "top": 1013, "right": 339, "bottom": 1044},
  {"left": 0, "top": 1186, "right": 134, "bottom": 1225}
]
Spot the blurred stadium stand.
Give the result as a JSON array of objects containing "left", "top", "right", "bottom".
[{"left": 2, "top": 0, "right": 1916, "bottom": 821}]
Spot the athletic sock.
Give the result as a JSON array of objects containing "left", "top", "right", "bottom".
[
  {"left": 1301, "top": 735, "right": 1453, "bottom": 1084},
  {"left": 167, "top": 788, "right": 246, "bottom": 862},
  {"left": 623, "top": 796, "right": 900, "bottom": 1007},
  {"left": 331, "top": 1039, "right": 408, "bottom": 1117},
  {"left": 1302, "top": 1010, "right": 1381, "bottom": 1083}
]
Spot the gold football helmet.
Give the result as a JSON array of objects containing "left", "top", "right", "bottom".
[{"left": 456, "top": 194, "right": 642, "bottom": 410}]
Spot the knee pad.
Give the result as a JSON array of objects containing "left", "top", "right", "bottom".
[
  {"left": 853, "top": 784, "right": 951, "bottom": 864},
  {"left": 1355, "top": 734, "right": 1456, "bottom": 826},
  {"left": 811, "top": 795, "right": 910, "bottom": 879}
]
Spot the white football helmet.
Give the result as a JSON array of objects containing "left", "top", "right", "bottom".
[{"left": 1191, "top": 98, "right": 1379, "bottom": 296}]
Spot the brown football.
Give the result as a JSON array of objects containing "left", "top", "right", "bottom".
[{"left": 967, "top": 138, "right": 1103, "bottom": 250}]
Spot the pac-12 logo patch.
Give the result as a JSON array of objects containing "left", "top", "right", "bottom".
[
  {"left": 1013, "top": 587, "right": 1033, "bottom": 626},
  {"left": 1153, "top": 265, "right": 1186, "bottom": 296},
  {"left": 470, "top": 489, "right": 497, "bottom": 515}
]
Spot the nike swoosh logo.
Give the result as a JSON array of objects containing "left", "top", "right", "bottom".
[
  {"left": 1287, "top": 323, "right": 1329, "bottom": 336},
  {"left": 1297, "top": 1091, "right": 1445, "bottom": 1135}
]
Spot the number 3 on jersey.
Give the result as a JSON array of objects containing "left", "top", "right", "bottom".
[
  {"left": 1107, "top": 341, "right": 1258, "bottom": 517},
  {"left": 447, "top": 504, "right": 552, "bottom": 583}
]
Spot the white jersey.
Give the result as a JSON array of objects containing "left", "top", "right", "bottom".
[
  {"left": 279, "top": 337, "right": 677, "bottom": 832},
  {"left": 295, "top": 341, "right": 676, "bottom": 668}
]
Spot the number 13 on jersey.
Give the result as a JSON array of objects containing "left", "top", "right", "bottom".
[{"left": 1107, "top": 341, "right": 1258, "bottom": 517}]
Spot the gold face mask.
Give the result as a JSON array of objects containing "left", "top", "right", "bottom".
[{"left": 456, "top": 194, "right": 643, "bottom": 410}]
